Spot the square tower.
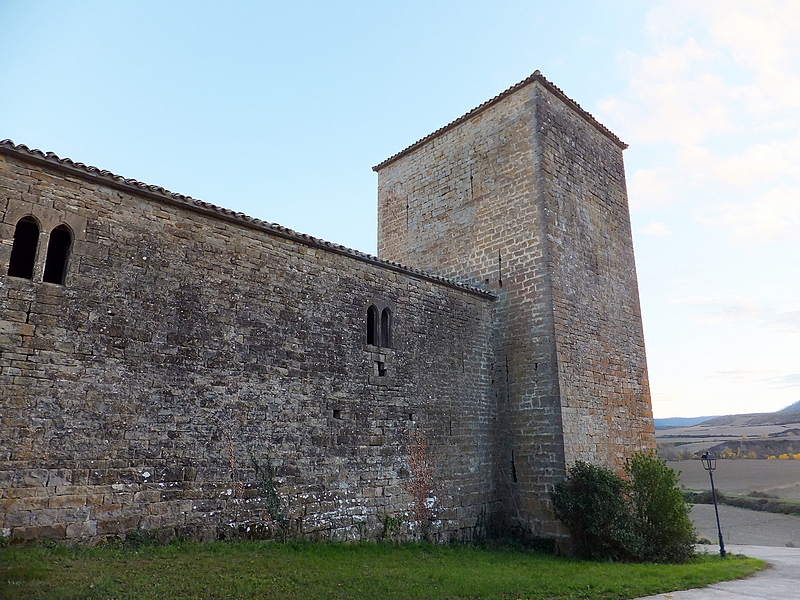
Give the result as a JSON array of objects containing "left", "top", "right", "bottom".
[{"left": 374, "top": 72, "right": 655, "bottom": 538}]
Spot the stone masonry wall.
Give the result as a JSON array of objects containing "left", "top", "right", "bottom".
[
  {"left": 376, "top": 79, "right": 566, "bottom": 539},
  {"left": 535, "top": 86, "right": 656, "bottom": 467},
  {"left": 375, "top": 73, "right": 655, "bottom": 540},
  {"left": 0, "top": 147, "right": 498, "bottom": 543}
]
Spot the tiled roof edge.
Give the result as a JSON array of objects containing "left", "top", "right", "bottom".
[
  {"left": 372, "top": 70, "right": 627, "bottom": 171},
  {"left": 0, "top": 139, "right": 495, "bottom": 300}
]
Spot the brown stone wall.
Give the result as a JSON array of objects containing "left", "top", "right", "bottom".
[
  {"left": 0, "top": 148, "right": 498, "bottom": 543},
  {"left": 536, "top": 87, "right": 656, "bottom": 468},
  {"left": 376, "top": 81, "right": 565, "bottom": 539},
  {"left": 376, "top": 74, "right": 655, "bottom": 540}
]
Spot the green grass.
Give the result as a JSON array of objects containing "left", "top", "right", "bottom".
[{"left": 0, "top": 540, "right": 765, "bottom": 600}]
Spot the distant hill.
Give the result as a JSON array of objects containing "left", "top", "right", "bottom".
[
  {"left": 656, "top": 405, "right": 800, "bottom": 460},
  {"left": 655, "top": 400, "right": 800, "bottom": 428},
  {"left": 701, "top": 411, "right": 800, "bottom": 427},
  {"left": 654, "top": 416, "right": 718, "bottom": 429}
]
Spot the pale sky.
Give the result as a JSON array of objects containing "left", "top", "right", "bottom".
[{"left": 2, "top": 1, "right": 798, "bottom": 418}]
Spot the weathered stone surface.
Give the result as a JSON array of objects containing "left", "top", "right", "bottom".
[
  {"left": 0, "top": 140, "right": 496, "bottom": 544},
  {"left": 376, "top": 73, "right": 655, "bottom": 540},
  {"left": 0, "top": 72, "right": 654, "bottom": 545}
]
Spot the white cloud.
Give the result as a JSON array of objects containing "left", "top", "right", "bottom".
[
  {"left": 705, "top": 0, "right": 800, "bottom": 114},
  {"left": 769, "top": 310, "right": 800, "bottom": 332},
  {"left": 700, "top": 187, "right": 800, "bottom": 244},
  {"left": 627, "top": 167, "right": 680, "bottom": 209},
  {"left": 667, "top": 294, "right": 767, "bottom": 323},
  {"left": 773, "top": 373, "right": 800, "bottom": 388},
  {"left": 603, "top": 1, "right": 800, "bottom": 248},
  {"left": 639, "top": 221, "right": 671, "bottom": 237},
  {"left": 713, "top": 368, "right": 774, "bottom": 384},
  {"left": 615, "top": 0, "right": 800, "bottom": 418},
  {"left": 599, "top": 39, "right": 735, "bottom": 146},
  {"left": 678, "top": 141, "right": 800, "bottom": 189},
  {"left": 600, "top": 0, "right": 800, "bottom": 146}
]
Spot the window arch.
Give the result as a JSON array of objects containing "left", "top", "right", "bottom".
[
  {"left": 366, "top": 305, "right": 378, "bottom": 345},
  {"left": 7, "top": 216, "right": 40, "bottom": 279},
  {"left": 380, "top": 308, "right": 391, "bottom": 348},
  {"left": 43, "top": 224, "right": 72, "bottom": 285}
]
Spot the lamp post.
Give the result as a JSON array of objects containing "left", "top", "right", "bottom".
[{"left": 700, "top": 451, "right": 726, "bottom": 558}]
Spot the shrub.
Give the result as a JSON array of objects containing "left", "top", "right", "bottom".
[
  {"left": 552, "top": 453, "right": 696, "bottom": 563},
  {"left": 626, "top": 452, "right": 696, "bottom": 563},
  {"left": 551, "top": 461, "right": 642, "bottom": 561}
]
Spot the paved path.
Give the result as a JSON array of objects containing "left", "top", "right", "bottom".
[
  {"left": 636, "top": 545, "right": 800, "bottom": 599},
  {"left": 636, "top": 505, "right": 800, "bottom": 599}
]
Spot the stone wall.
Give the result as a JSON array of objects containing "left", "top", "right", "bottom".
[
  {"left": 0, "top": 71, "right": 655, "bottom": 547},
  {"left": 0, "top": 145, "right": 498, "bottom": 543},
  {"left": 375, "top": 72, "right": 655, "bottom": 540},
  {"left": 535, "top": 86, "right": 656, "bottom": 467}
]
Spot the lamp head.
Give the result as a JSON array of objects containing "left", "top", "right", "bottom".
[{"left": 701, "top": 451, "right": 716, "bottom": 472}]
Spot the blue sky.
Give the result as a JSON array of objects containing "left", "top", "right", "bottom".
[{"left": 2, "top": 0, "right": 798, "bottom": 418}]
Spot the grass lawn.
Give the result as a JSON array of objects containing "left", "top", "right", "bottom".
[{"left": 0, "top": 540, "right": 765, "bottom": 600}]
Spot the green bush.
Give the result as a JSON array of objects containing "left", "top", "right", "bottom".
[
  {"left": 551, "top": 453, "right": 696, "bottom": 563},
  {"left": 550, "top": 461, "right": 642, "bottom": 562},
  {"left": 626, "top": 452, "right": 696, "bottom": 563}
]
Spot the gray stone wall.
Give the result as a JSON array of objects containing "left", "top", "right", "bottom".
[{"left": 0, "top": 147, "right": 498, "bottom": 543}]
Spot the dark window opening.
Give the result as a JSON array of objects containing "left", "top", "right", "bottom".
[
  {"left": 7, "top": 217, "right": 39, "bottom": 279},
  {"left": 376, "top": 361, "right": 386, "bottom": 377},
  {"left": 333, "top": 409, "right": 342, "bottom": 420},
  {"left": 43, "top": 224, "right": 72, "bottom": 285},
  {"left": 366, "top": 305, "right": 378, "bottom": 345},
  {"left": 380, "top": 308, "right": 391, "bottom": 348},
  {"left": 511, "top": 450, "right": 518, "bottom": 483}
]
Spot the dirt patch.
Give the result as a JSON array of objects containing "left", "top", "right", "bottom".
[
  {"left": 691, "top": 503, "right": 800, "bottom": 547},
  {"left": 669, "top": 459, "right": 800, "bottom": 501}
]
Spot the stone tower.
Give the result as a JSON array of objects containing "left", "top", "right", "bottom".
[{"left": 374, "top": 72, "right": 656, "bottom": 539}]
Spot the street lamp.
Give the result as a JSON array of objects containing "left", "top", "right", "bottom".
[{"left": 700, "top": 451, "right": 726, "bottom": 558}]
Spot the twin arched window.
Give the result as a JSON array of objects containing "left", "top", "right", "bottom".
[
  {"left": 7, "top": 217, "right": 73, "bottom": 285},
  {"left": 366, "top": 305, "right": 392, "bottom": 348}
]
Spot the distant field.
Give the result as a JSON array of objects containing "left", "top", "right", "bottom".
[{"left": 669, "top": 459, "right": 800, "bottom": 501}]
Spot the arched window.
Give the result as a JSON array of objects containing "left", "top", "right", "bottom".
[
  {"left": 43, "top": 224, "right": 72, "bottom": 285},
  {"left": 366, "top": 305, "right": 378, "bottom": 345},
  {"left": 380, "top": 308, "right": 391, "bottom": 348},
  {"left": 7, "top": 216, "right": 39, "bottom": 279}
]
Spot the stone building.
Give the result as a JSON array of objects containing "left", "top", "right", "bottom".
[{"left": 0, "top": 72, "right": 655, "bottom": 545}]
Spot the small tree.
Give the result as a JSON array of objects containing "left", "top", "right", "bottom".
[
  {"left": 626, "top": 451, "right": 695, "bottom": 563},
  {"left": 551, "top": 461, "right": 642, "bottom": 561},
  {"left": 552, "top": 454, "right": 696, "bottom": 563}
]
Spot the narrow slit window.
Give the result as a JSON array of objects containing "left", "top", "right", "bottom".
[
  {"left": 7, "top": 216, "right": 39, "bottom": 279},
  {"left": 366, "top": 305, "right": 378, "bottom": 345},
  {"left": 43, "top": 224, "right": 72, "bottom": 285},
  {"left": 380, "top": 308, "right": 391, "bottom": 348}
]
